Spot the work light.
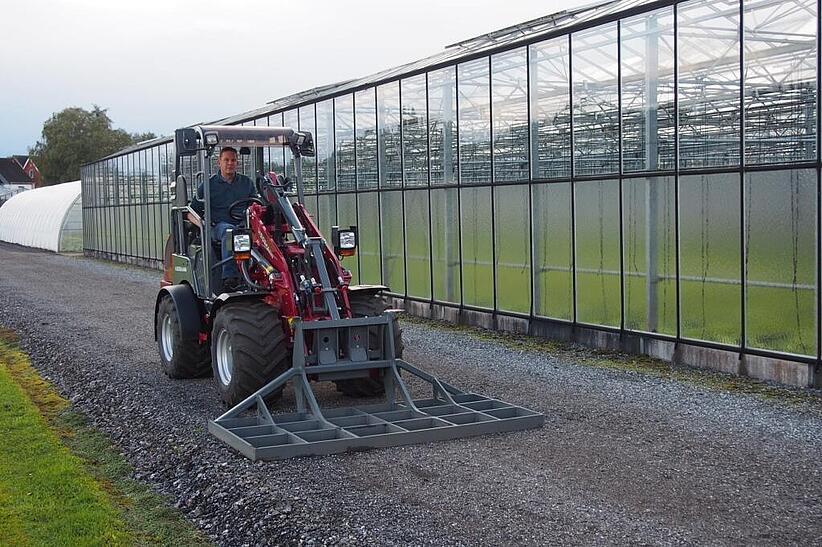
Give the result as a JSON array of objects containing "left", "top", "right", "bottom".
[
  {"left": 339, "top": 231, "right": 356, "bottom": 249},
  {"left": 233, "top": 233, "right": 251, "bottom": 253},
  {"left": 332, "top": 226, "right": 357, "bottom": 258}
]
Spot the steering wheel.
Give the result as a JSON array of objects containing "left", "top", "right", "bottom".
[{"left": 228, "top": 197, "right": 264, "bottom": 223}]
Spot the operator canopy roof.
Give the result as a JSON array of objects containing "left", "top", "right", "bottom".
[{"left": 177, "top": 125, "right": 315, "bottom": 157}]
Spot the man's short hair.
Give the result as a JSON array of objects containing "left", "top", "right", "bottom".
[{"left": 219, "top": 146, "right": 238, "bottom": 158}]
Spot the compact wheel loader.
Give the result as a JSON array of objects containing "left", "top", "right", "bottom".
[{"left": 154, "top": 124, "right": 543, "bottom": 460}]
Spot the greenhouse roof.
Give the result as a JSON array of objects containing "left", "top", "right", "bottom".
[{"left": 94, "top": 0, "right": 664, "bottom": 161}]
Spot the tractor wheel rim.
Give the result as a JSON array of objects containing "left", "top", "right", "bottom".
[
  {"left": 161, "top": 314, "right": 174, "bottom": 361},
  {"left": 216, "top": 329, "right": 233, "bottom": 385}
]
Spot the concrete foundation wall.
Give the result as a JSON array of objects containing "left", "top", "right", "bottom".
[{"left": 393, "top": 297, "right": 820, "bottom": 390}]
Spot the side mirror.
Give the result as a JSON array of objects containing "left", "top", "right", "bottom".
[
  {"left": 173, "top": 175, "right": 188, "bottom": 207},
  {"left": 174, "top": 128, "right": 199, "bottom": 156}
]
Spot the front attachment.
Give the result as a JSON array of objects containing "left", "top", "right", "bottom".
[{"left": 209, "top": 313, "right": 544, "bottom": 460}]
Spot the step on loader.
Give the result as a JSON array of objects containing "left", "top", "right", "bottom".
[{"left": 155, "top": 124, "right": 543, "bottom": 460}]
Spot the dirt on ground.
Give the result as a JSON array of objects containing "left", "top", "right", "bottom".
[{"left": 0, "top": 242, "right": 820, "bottom": 545}]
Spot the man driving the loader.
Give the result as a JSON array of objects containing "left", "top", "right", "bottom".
[{"left": 189, "top": 146, "right": 257, "bottom": 292}]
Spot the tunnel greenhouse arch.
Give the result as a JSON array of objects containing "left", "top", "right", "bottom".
[{"left": 0, "top": 181, "right": 83, "bottom": 253}]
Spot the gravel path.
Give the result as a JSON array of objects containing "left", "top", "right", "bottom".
[{"left": 1, "top": 242, "right": 820, "bottom": 545}]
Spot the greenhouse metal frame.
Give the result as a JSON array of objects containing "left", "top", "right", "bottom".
[{"left": 81, "top": 0, "right": 822, "bottom": 384}]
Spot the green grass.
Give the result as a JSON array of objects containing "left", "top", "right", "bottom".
[
  {"left": 0, "top": 331, "right": 127, "bottom": 545},
  {"left": 0, "top": 329, "right": 211, "bottom": 547}
]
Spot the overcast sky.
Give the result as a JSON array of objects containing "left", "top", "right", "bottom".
[{"left": 0, "top": 0, "right": 588, "bottom": 157}]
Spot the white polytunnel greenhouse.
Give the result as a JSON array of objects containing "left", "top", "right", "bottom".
[{"left": 0, "top": 181, "right": 83, "bottom": 252}]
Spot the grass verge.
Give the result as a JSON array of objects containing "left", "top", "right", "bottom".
[
  {"left": 401, "top": 315, "right": 822, "bottom": 410},
  {"left": 0, "top": 328, "right": 211, "bottom": 546}
]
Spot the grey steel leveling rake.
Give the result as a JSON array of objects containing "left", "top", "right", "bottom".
[{"left": 209, "top": 312, "right": 544, "bottom": 460}]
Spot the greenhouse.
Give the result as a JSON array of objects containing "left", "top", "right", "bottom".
[
  {"left": 0, "top": 181, "right": 83, "bottom": 252},
  {"left": 80, "top": 0, "right": 820, "bottom": 384}
]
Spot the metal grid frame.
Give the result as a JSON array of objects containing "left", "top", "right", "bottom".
[{"left": 210, "top": 314, "right": 543, "bottom": 460}]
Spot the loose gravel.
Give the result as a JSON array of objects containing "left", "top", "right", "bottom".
[{"left": 0, "top": 242, "right": 821, "bottom": 545}]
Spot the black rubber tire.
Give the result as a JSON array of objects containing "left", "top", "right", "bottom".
[
  {"left": 156, "top": 294, "right": 211, "bottom": 379},
  {"left": 335, "top": 293, "right": 404, "bottom": 397},
  {"left": 211, "top": 301, "right": 291, "bottom": 407}
]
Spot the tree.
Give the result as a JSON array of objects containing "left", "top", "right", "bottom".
[{"left": 30, "top": 106, "right": 156, "bottom": 185}]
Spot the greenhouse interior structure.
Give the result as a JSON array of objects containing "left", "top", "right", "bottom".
[
  {"left": 0, "top": 181, "right": 83, "bottom": 253},
  {"left": 80, "top": 0, "right": 821, "bottom": 386}
]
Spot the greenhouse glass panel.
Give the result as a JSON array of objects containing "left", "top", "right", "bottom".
[
  {"left": 621, "top": 8, "right": 675, "bottom": 172},
  {"left": 159, "top": 144, "right": 170, "bottom": 202},
  {"left": 622, "top": 176, "right": 677, "bottom": 335},
  {"left": 109, "top": 158, "right": 117, "bottom": 206},
  {"left": 284, "top": 110, "right": 298, "bottom": 180},
  {"left": 317, "top": 193, "right": 336, "bottom": 237},
  {"left": 532, "top": 182, "right": 573, "bottom": 320},
  {"left": 431, "top": 187, "right": 461, "bottom": 303},
  {"left": 143, "top": 150, "right": 152, "bottom": 257},
  {"left": 458, "top": 58, "right": 491, "bottom": 184},
  {"left": 129, "top": 158, "right": 137, "bottom": 264},
  {"left": 97, "top": 165, "right": 111, "bottom": 251},
  {"left": 303, "top": 195, "right": 318, "bottom": 222},
  {"left": 356, "top": 88, "right": 378, "bottom": 189},
  {"left": 336, "top": 193, "right": 359, "bottom": 283},
  {"left": 428, "top": 66, "right": 458, "bottom": 185},
  {"left": 492, "top": 47, "right": 529, "bottom": 183},
  {"left": 745, "top": 169, "right": 816, "bottom": 356},
  {"left": 335, "top": 95, "right": 356, "bottom": 191},
  {"left": 461, "top": 186, "right": 493, "bottom": 308},
  {"left": 238, "top": 121, "right": 252, "bottom": 176},
  {"left": 160, "top": 144, "right": 172, "bottom": 244},
  {"left": 151, "top": 148, "right": 160, "bottom": 259},
  {"left": 102, "top": 162, "right": 110, "bottom": 253},
  {"left": 88, "top": 167, "right": 95, "bottom": 250},
  {"left": 358, "top": 192, "right": 381, "bottom": 284},
  {"left": 138, "top": 151, "right": 147, "bottom": 257},
  {"left": 402, "top": 74, "right": 428, "bottom": 186},
  {"left": 529, "top": 36, "right": 571, "bottom": 180},
  {"left": 744, "top": 0, "right": 817, "bottom": 164},
  {"left": 378, "top": 82, "right": 402, "bottom": 188},
  {"left": 298, "top": 105, "right": 317, "bottom": 193},
  {"left": 381, "top": 191, "right": 405, "bottom": 294},
  {"left": 575, "top": 179, "right": 620, "bottom": 327},
  {"left": 146, "top": 148, "right": 157, "bottom": 200},
  {"left": 268, "top": 113, "right": 287, "bottom": 176},
  {"left": 679, "top": 173, "right": 741, "bottom": 345},
  {"left": 573, "top": 23, "right": 619, "bottom": 176},
  {"left": 107, "top": 206, "right": 114, "bottom": 254},
  {"left": 678, "top": 0, "right": 740, "bottom": 169},
  {"left": 495, "top": 185, "right": 530, "bottom": 313},
  {"left": 261, "top": 116, "right": 272, "bottom": 174},
  {"left": 115, "top": 157, "right": 124, "bottom": 206},
  {"left": 404, "top": 189, "right": 431, "bottom": 299},
  {"left": 316, "top": 99, "right": 336, "bottom": 192},
  {"left": 154, "top": 147, "right": 163, "bottom": 259},
  {"left": 120, "top": 157, "right": 129, "bottom": 256},
  {"left": 153, "top": 203, "right": 164, "bottom": 260},
  {"left": 102, "top": 161, "right": 109, "bottom": 252},
  {"left": 131, "top": 153, "right": 140, "bottom": 204}
]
